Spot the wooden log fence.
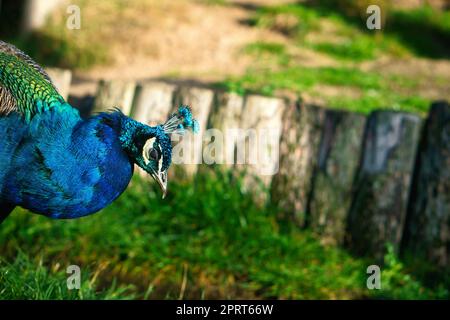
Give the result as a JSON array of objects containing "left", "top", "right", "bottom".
[
  {"left": 271, "top": 103, "right": 325, "bottom": 226},
  {"left": 402, "top": 101, "right": 449, "bottom": 268},
  {"left": 238, "top": 95, "right": 285, "bottom": 201},
  {"left": 207, "top": 92, "right": 244, "bottom": 169},
  {"left": 47, "top": 69, "right": 449, "bottom": 269},
  {"left": 309, "top": 110, "right": 367, "bottom": 245},
  {"left": 347, "top": 111, "right": 422, "bottom": 261},
  {"left": 92, "top": 80, "right": 136, "bottom": 115},
  {"left": 130, "top": 81, "right": 176, "bottom": 125}
]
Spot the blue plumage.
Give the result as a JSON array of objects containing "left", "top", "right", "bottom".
[
  {"left": 0, "top": 41, "right": 198, "bottom": 222},
  {"left": 0, "top": 108, "right": 132, "bottom": 218}
]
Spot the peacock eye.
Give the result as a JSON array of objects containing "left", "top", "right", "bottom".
[{"left": 149, "top": 148, "right": 160, "bottom": 161}]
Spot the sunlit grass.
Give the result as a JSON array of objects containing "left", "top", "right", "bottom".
[
  {"left": 226, "top": 2, "right": 449, "bottom": 114},
  {"left": 0, "top": 252, "right": 135, "bottom": 299},
  {"left": 216, "top": 64, "right": 430, "bottom": 114},
  {"left": 250, "top": 2, "right": 450, "bottom": 60},
  {"left": 1, "top": 169, "right": 446, "bottom": 299},
  {"left": 248, "top": 3, "right": 412, "bottom": 61}
]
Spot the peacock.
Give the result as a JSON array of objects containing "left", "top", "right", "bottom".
[{"left": 0, "top": 40, "right": 198, "bottom": 224}]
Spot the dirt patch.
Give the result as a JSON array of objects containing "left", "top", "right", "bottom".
[
  {"left": 66, "top": 0, "right": 449, "bottom": 104},
  {"left": 68, "top": 0, "right": 332, "bottom": 97},
  {"left": 79, "top": 1, "right": 286, "bottom": 80}
]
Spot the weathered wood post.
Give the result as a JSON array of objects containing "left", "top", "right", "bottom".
[
  {"left": 45, "top": 68, "right": 72, "bottom": 100},
  {"left": 131, "top": 81, "right": 176, "bottom": 125},
  {"left": 237, "top": 95, "right": 285, "bottom": 203},
  {"left": 402, "top": 101, "right": 450, "bottom": 268},
  {"left": 347, "top": 111, "right": 422, "bottom": 261},
  {"left": 172, "top": 86, "right": 214, "bottom": 176},
  {"left": 207, "top": 91, "right": 244, "bottom": 169},
  {"left": 309, "top": 110, "right": 367, "bottom": 244},
  {"left": 271, "top": 102, "right": 325, "bottom": 226},
  {"left": 92, "top": 80, "right": 136, "bottom": 115}
]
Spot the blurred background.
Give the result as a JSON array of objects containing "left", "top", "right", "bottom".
[{"left": 0, "top": 0, "right": 449, "bottom": 299}]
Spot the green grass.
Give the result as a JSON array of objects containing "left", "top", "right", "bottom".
[
  {"left": 251, "top": 2, "right": 450, "bottom": 60},
  {"left": 374, "top": 245, "right": 448, "bottom": 300},
  {"left": 329, "top": 2, "right": 450, "bottom": 59},
  {"left": 10, "top": 32, "right": 110, "bottom": 70},
  {"left": 248, "top": 3, "right": 413, "bottom": 61},
  {"left": 0, "top": 170, "right": 446, "bottom": 299},
  {"left": 198, "top": 0, "right": 229, "bottom": 6},
  {"left": 243, "top": 42, "right": 290, "bottom": 66},
  {"left": 226, "top": 2, "right": 449, "bottom": 114},
  {"left": 216, "top": 65, "right": 430, "bottom": 114},
  {"left": 324, "top": 92, "right": 430, "bottom": 114},
  {"left": 0, "top": 253, "right": 134, "bottom": 299}
]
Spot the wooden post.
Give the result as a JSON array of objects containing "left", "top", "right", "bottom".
[
  {"left": 309, "top": 110, "right": 367, "bottom": 245},
  {"left": 402, "top": 101, "right": 450, "bottom": 268},
  {"left": 92, "top": 80, "right": 136, "bottom": 115},
  {"left": 45, "top": 68, "right": 72, "bottom": 101},
  {"left": 172, "top": 86, "right": 214, "bottom": 176},
  {"left": 347, "top": 111, "right": 422, "bottom": 261},
  {"left": 238, "top": 95, "right": 285, "bottom": 203},
  {"left": 271, "top": 102, "right": 325, "bottom": 226},
  {"left": 131, "top": 81, "right": 176, "bottom": 125},
  {"left": 207, "top": 91, "right": 244, "bottom": 169}
]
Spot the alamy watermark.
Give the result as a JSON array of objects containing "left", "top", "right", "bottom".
[
  {"left": 366, "top": 265, "right": 381, "bottom": 290},
  {"left": 67, "top": 264, "right": 81, "bottom": 290},
  {"left": 170, "top": 127, "right": 281, "bottom": 176},
  {"left": 66, "top": 4, "right": 81, "bottom": 30},
  {"left": 366, "top": 5, "right": 382, "bottom": 30}
]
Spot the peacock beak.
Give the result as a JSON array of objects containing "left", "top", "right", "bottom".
[{"left": 151, "top": 168, "right": 168, "bottom": 199}]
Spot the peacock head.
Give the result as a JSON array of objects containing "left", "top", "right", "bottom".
[{"left": 119, "top": 106, "right": 199, "bottom": 198}]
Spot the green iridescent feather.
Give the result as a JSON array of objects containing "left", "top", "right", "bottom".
[{"left": 0, "top": 41, "right": 73, "bottom": 122}]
